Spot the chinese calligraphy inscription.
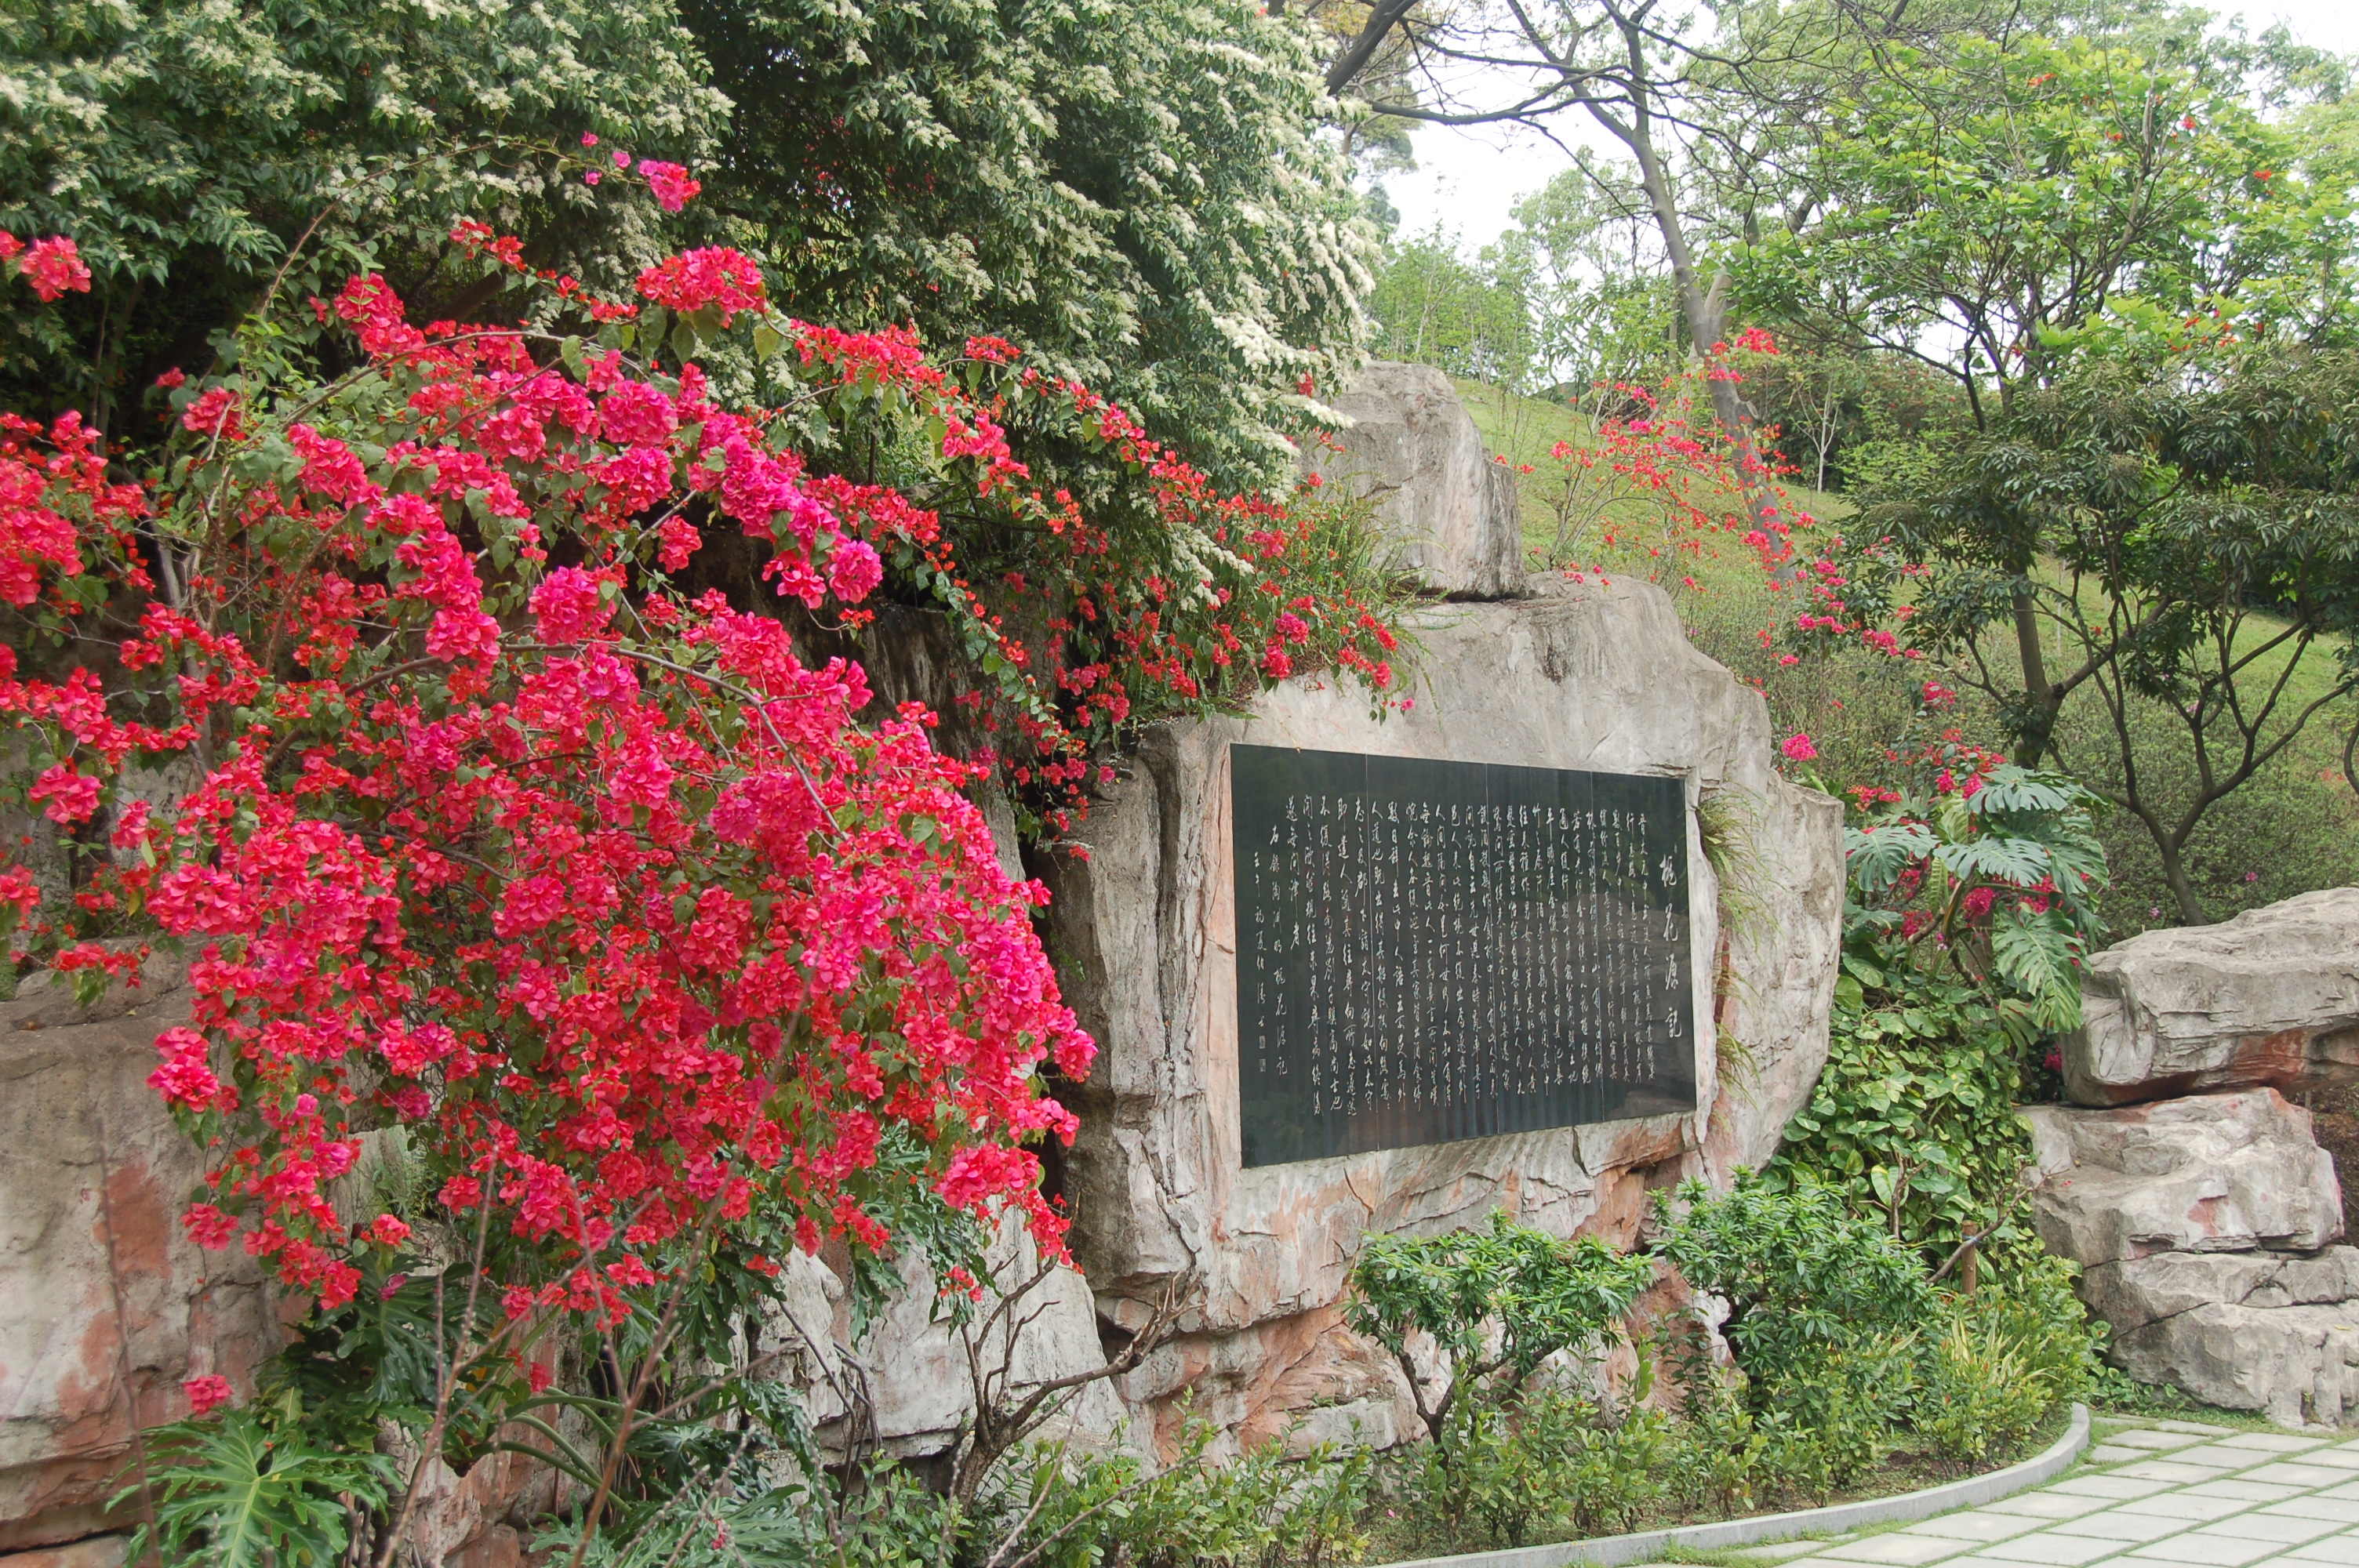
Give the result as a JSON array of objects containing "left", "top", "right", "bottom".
[{"left": 1231, "top": 745, "right": 1696, "bottom": 1167}]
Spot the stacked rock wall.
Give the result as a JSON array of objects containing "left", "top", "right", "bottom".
[{"left": 2036, "top": 887, "right": 2359, "bottom": 1425}]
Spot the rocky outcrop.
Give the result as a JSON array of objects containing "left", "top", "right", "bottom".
[
  {"left": 2023, "top": 1089, "right": 2344, "bottom": 1262},
  {"left": 0, "top": 964, "right": 282, "bottom": 1552},
  {"left": 2061, "top": 887, "right": 2359, "bottom": 1107},
  {"left": 753, "top": 1221, "right": 1129, "bottom": 1465},
  {"left": 1302, "top": 362, "right": 1527, "bottom": 599},
  {"left": 1041, "top": 573, "right": 1845, "bottom": 1457},
  {"left": 2027, "top": 1083, "right": 2359, "bottom": 1425}
]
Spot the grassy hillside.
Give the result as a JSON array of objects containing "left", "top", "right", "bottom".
[{"left": 1451, "top": 377, "right": 2359, "bottom": 939}]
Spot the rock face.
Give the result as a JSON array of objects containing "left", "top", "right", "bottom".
[
  {"left": 0, "top": 967, "right": 281, "bottom": 1551},
  {"left": 753, "top": 1221, "right": 1129, "bottom": 1465},
  {"left": 2027, "top": 1084, "right": 2359, "bottom": 1425},
  {"left": 1041, "top": 573, "right": 1845, "bottom": 1457},
  {"left": 1302, "top": 362, "right": 1526, "bottom": 599},
  {"left": 2023, "top": 1090, "right": 2344, "bottom": 1261},
  {"left": 2061, "top": 887, "right": 2359, "bottom": 1107}
]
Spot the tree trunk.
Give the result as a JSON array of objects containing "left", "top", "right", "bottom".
[
  {"left": 2011, "top": 589, "right": 2056, "bottom": 767},
  {"left": 2156, "top": 830, "right": 2208, "bottom": 927}
]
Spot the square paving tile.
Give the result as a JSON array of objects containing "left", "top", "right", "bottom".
[
  {"left": 2168, "top": 1446, "right": 2276, "bottom": 1471},
  {"left": 1906, "top": 1514, "right": 2050, "bottom": 1544},
  {"left": 2218, "top": 1435, "right": 2333, "bottom": 1454},
  {"left": 2126, "top": 1534, "right": 2278, "bottom": 1566},
  {"left": 2285, "top": 1536, "right": 2359, "bottom": 1566},
  {"left": 1826, "top": 1535, "right": 1978, "bottom": 1565},
  {"left": 2120, "top": 1464, "right": 2250, "bottom": 1485},
  {"left": 2296, "top": 1450, "right": 2359, "bottom": 1472},
  {"left": 2242, "top": 1464, "right": 2359, "bottom": 1488},
  {"left": 2045, "top": 1512, "right": 2190, "bottom": 1544},
  {"left": 2182, "top": 1481, "right": 2313, "bottom": 1504},
  {"left": 2190, "top": 1517, "right": 2344, "bottom": 1546},
  {"left": 1985, "top": 1494, "right": 2120, "bottom": 1520},
  {"left": 2310, "top": 1484, "right": 2359, "bottom": 1503},
  {"left": 1969, "top": 1534, "right": 2139, "bottom": 1568},
  {"left": 2049, "top": 1476, "right": 2178, "bottom": 1501},
  {"left": 2149, "top": 1421, "right": 2241, "bottom": 1436},
  {"left": 2107, "top": 1432, "right": 2209, "bottom": 1452},
  {"left": 2264, "top": 1503, "right": 2359, "bottom": 1526},
  {"left": 2097, "top": 1446, "right": 2162, "bottom": 1465},
  {"left": 2109, "top": 1494, "right": 2268, "bottom": 1524}
]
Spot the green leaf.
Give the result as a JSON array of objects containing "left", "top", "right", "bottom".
[{"left": 123, "top": 1410, "right": 395, "bottom": 1568}]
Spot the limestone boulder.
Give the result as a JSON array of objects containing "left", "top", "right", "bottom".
[
  {"left": 2079, "top": 1246, "right": 2359, "bottom": 1337},
  {"left": 0, "top": 994, "right": 279, "bottom": 1550},
  {"left": 753, "top": 1220, "right": 1129, "bottom": 1465},
  {"left": 2113, "top": 1300, "right": 2359, "bottom": 1428},
  {"left": 1302, "top": 362, "right": 1526, "bottom": 599},
  {"left": 1042, "top": 573, "right": 1845, "bottom": 1452},
  {"left": 2061, "top": 887, "right": 2359, "bottom": 1107},
  {"left": 2023, "top": 1089, "right": 2343, "bottom": 1265}
]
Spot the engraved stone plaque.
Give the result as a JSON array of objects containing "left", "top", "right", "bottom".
[{"left": 1230, "top": 744, "right": 1696, "bottom": 1167}]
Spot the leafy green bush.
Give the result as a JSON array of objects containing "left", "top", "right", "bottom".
[
  {"left": 1915, "top": 1316, "right": 2053, "bottom": 1466},
  {"left": 994, "top": 1421, "right": 1373, "bottom": 1568},
  {"left": 1652, "top": 1174, "right": 1935, "bottom": 1396},
  {"left": 1344, "top": 1210, "right": 1656, "bottom": 1442},
  {"left": 124, "top": 1411, "right": 396, "bottom": 1568},
  {"left": 1756, "top": 1330, "right": 1921, "bottom": 1497},
  {"left": 1773, "top": 962, "right": 2037, "bottom": 1258}
]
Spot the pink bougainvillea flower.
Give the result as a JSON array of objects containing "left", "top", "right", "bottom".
[
  {"left": 639, "top": 161, "right": 700, "bottom": 212},
  {"left": 19, "top": 238, "right": 91, "bottom": 303}
]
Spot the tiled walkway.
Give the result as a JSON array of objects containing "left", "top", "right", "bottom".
[{"left": 1739, "top": 1422, "right": 2359, "bottom": 1568}]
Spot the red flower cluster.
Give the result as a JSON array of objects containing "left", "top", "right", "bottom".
[{"left": 0, "top": 233, "right": 92, "bottom": 303}]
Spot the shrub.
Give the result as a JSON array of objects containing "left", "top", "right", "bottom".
[
  {"left": 1652, "top": 1174, "right": 1935, "bottom": 1398},
  {"left": 6, "top": 172, "right": 1409, "bottom": 1566},
  {"left": 1915, "top": 1316, "right": 2052, "bottom": 1465},
  {"left": 1343, "top": 1210, "right": 1656, "bottom": 1443},
  {"left": 1772, "top": 963, "right": 2039, "bottom": 1260}
]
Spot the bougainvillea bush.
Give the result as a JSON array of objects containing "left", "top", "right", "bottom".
[{"left": 0, "top": 154, "right": 1408, "bottom": 1557}]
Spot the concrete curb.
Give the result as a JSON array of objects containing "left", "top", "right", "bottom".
[{"left": 1372, "top": 1403, "right": 2093, "bottom": 1568}]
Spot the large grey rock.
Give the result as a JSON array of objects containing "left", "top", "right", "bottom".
[
  {"left": 2062, "top": 887, "right": 2359, "bottom": 1107},
  {"left": 0, "top": 998, "right": 279, "bottom": 1549},
  {"left": 2027, "top": 1088, "right": 2359, "bottom": 1427},
  {"left": 1303, "top": 363, "right": 1526, "bottom": 599},
  {"left": 2023, "top": 1089, "right": 2343, "bottom": 1265},
  {"left": 2114, "top": 1299, "right": 2359, "bottom": 1428},
  {"left": 2080, "top": 1246, "right": 2359, "bottom": 1336},
  {"left": 752, "top": 1219, "right": 1129, "bottom": 1465},
  {"left": 1041, "top": 574, "right": 1844, "bottom": 1454}
]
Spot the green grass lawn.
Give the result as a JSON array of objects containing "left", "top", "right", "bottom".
[{"left": 1449, "top": 376, "right": 2359, "bottom": 938}]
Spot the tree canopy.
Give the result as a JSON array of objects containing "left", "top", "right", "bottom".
[{"left": 679, "top": 0, "right": 1379, "bottom": 493}]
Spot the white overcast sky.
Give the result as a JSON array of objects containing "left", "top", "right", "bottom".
[{"left": 1383, "top": 0, "right": 2359, "bottom": 252}]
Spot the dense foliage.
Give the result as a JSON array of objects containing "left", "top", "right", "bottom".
[
  {"left": 1338, "top": 1188, "right": 2103, "bottom": 1559},
  {"left": 0, "top": 0, "right": 725, "bottom": 431},
  {"left": 1845, "top": 352, "right": 2359, "bottom": 920},
  {"left": 680, "top": 0, "right": 1378, "bottom": 495}
]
